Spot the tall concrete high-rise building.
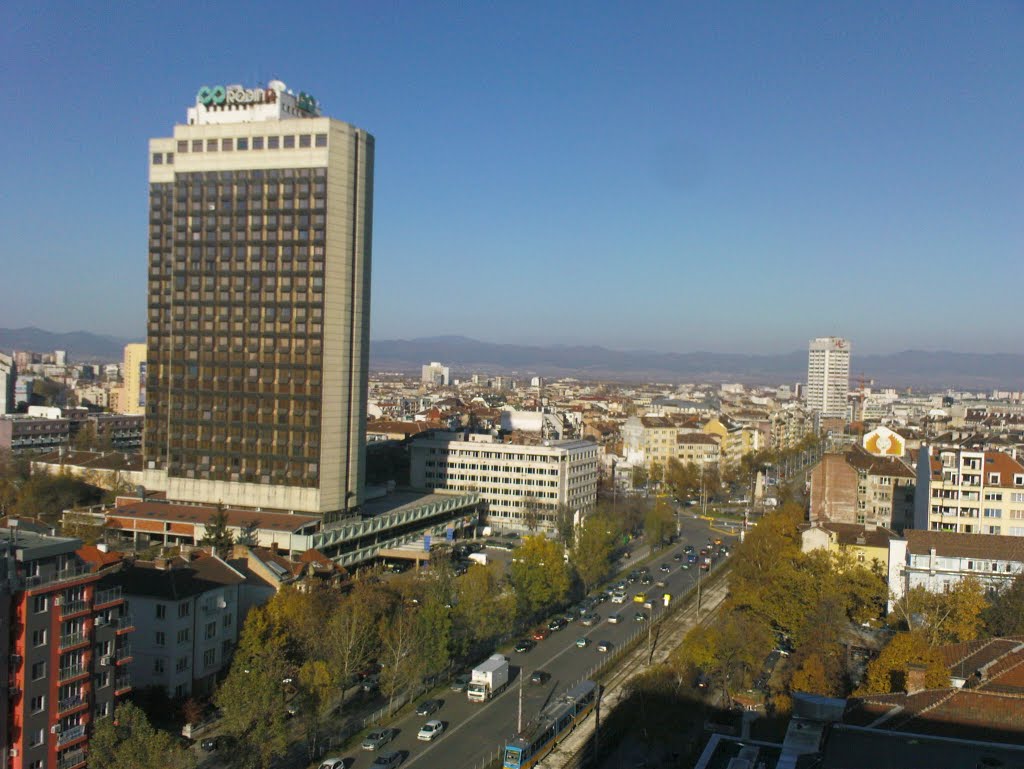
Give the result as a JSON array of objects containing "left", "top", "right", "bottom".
[
  {"left": 0, "top": 353, "right": 14, "bottom": 414},
  {"left": 806, "top": 337, "right": 850, "bottom": 419},
  {"left": 143, "top": 80, "right": 374, "bottom": 517},
  {"left": 121, "top": 343, "right": 147, "bottom": 415}
]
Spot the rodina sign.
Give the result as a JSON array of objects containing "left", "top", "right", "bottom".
[{"left": 197, "top": 85, "right": 277, "bottom": 107}]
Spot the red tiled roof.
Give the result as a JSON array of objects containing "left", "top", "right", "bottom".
[{"left": 107, "top": 500, "right": 319, "bottom": 533}]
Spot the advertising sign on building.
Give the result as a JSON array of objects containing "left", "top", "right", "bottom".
[{"left": 863, "top": 426, "right": 905, "bottom": 457}]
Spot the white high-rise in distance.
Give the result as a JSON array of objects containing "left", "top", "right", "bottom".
[{"left": 806, "top": 337, "right": 850, "bottom": 419}]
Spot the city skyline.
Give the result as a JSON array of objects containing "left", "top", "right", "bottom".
[{"left": 2, "top": 2, "right": 1022, "bottom": 354}]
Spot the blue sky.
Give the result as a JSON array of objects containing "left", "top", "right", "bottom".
[{"left": 2, "top": 1, "right": 1021, "bottom": 354}]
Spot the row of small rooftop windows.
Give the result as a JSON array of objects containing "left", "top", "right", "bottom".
[{"left": 156, "top": 133, "right": 330, "bottom": 163}]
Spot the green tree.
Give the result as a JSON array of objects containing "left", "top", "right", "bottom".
[
  {"left": 73, "top": 422, "right": 98, "bottom": 452},
  {"left": 324, "top": 589, "right": 378, "bottom": 691},
  {"left": 509, "top": 535, "right": 570, "bottom": 617},
  {"left": 199, "top": 503, "right": 234, "bottom": 557},
  {"left": 673, "top": 611, "right": 772, "bottom": 703},
  {"left": 61, "top": 511, "right": 105, "bottom": 545},
  {"left": 644, "top": 496, "right": 676, "bottom": 547},
  {"left": 15, "top": 472, "right": 105, "bottom": 522},
  {"left": 89, "top": 701, "right": 196, "bottom": 769},
  {"left": 983, "top": 573, "right": 1024, "bottom": 637},
  {"left": 891, "top": 578, "right": 988, "bottom": 646},
  {"left": 665, "top": 458, "right": 700, "bottom": 501},
  {"left": 631, "top": 465, "right": 649, "bottom": 491},
  {"left": 859, "top": 631, "right": 948, "bottom": 695},
  {"left": 455, "top": 561, "right": 515, "bottom": 646},
  {"left": 571, "top": 513, "right": 615, "bottom": 592},
  {"left": 214, "top": 607, "right": 290, "bottom": 769},
  {"left": 520, "top": 495, "right": 542, "bottom": 533},
  {"left": 378, "top": 607, "right": 422, "bottom": 714},
  {"left": 416, "top": 593, "right": 453, "bottom": 677}
]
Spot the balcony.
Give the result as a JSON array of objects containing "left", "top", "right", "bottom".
[
  {"left": 94, "top": 587, "right": 123, "bottom": 608},
  {"left": 115, "top": 614, "right": 135, "bottom": 634},
  {"left": 114, "top": 644, "right": 133, "bottom": 664},
  {"left": 59, "top": 599, "right": 90, "bottom": 619},
  {"left": 57, "top": 748, "right": 87, "bottom": 769},
  {"left": 24, "top": 565, "right": 93, "bottom": 590},
  {"left": 59, "top": 631, "right": 88, "bottom": 651},
  {"left": 57, "top": 694, "right": 86, "bottom": 716},
  {"left": 58, "top": 665, "right": 87, "bottom": 684},
  {"left": 114, "top": 674, "right": 132, "bottom": 695},
  {"left": 57, "top": 723, "right": 87, "bottom": 747}
]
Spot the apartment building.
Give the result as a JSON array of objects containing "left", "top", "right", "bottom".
[
  {"left": 888, "top": 529, "right": 1024, "bottom": 608},
  {"left": 1, "top": 528, "right": 133, "bottom": 769},
  {"left": 806, "top": 336, "right": 851, "bottom": 419},
  {"left": 621, "top": 416, "right": 685, "bottom": 468},
  {"left": 769, "top": 403, "right": 815, "bottom": 452},
  {"left": 120, "top": 343, "right": 147, "bottom": 416},
  {"left": 0, "top": 353, "right": 15, "bottom": 415},
  {"left": 104, "top": 553, "right": 244, "bottom": 698},
  {"left": 702, "top": 415, "right": 762, "bottom": 467},
  {"left": 809, "top": 446, "right": 916, "bottom": 530},
  {"left": 914, "top": 447, "right": 1024, "bottom": 535},
  {"left": 409, "top": 432, "right": 600, "bottom": 531},
  {"left": 676, "top": 433, "right": 721, "bottom": 467}
]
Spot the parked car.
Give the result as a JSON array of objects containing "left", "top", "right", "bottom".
[
  {"left": 514, "top": 638, "right": 536, "bottom": 653},
  {"left": 361, "top": 674, "right": 380, "bottom": 693},
  {"left": 372, "top": 751, "right": 403, "bottom": 769},
  {"left": 417, "top": 720, "right": 445, "bottom": 741},
  {"left": 415, "top": 699, "right": 442, "bottom": 716},
  {"left": 580, "top": 613, "right": 600, "bottom": 626},
  {"left": 575, "top": 637, "right": 590, "bottom": 648},
  {"left": 608, "top": 612, "right": 622, "bottom": 624},
  {"left": 530, "top": 670, "right": 551, "bottom": 685},
  {"left": 450, "top": 673, "right": 471, "bottom": 692},
  {"left": 547, "top": 617, "right": 568, "bottom": 632},
  {"left": 659, "top": 563, "right": 671, "bottom": 572},
  {"left": 634, "top": 611, "right": 649, "bottom": 622},
  {"left": 597, "top": 640, "right": 613, "bottom": 653},
  {"left": 532, "top": 626, "right": 551, "bottom": 641},
  {"left": 318, "top": 759, "right": 348, "bottom": 769},
  {"left": 362, "top": 728, "right": 397, "bottom": 751}
]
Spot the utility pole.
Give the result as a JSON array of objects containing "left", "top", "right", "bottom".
[
  {"left": 696, "top": 562, "right": 702, "bottom": 618},
  {"left": 517, "top": 668, "right": 524, "bottom": 733}
]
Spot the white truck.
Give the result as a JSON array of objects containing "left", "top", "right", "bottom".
[
  {"left": 468, "top": 552, "right": 489, "bottom": 566},
  {"left": 467, "top": 654, "right": 509, "bottom": 703}
]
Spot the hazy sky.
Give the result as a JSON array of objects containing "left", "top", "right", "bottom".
[{"left": 2, "top": 2, "right": 1021, "bottom": 354}]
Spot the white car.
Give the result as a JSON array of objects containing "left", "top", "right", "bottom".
[
  {"left": 607, "top": 612, "right": 622, "bottom": 624},
  {"left": 611, "top": 592, "right": 627, "bottom": 604},
  {"left": 318, "top": 760, "right": 347, "bottom": 769},
  {"left": 417, "top": 719, "right": 445, "bottom": 741}
]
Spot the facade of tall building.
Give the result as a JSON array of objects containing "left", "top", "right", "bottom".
[
  {"left": 142, "top": 81, "right": 374, "bottom": 517},
  {"left": 121, "top": 343, "right": 147, "bottom": 416},
  {"left": 421, "top": 361, "right": 450, "bottom": 386},
  {"left": 0, "top": 352, "right": 14, "bottom": 414},
  {"left": 806, "top": 336, "right": 850, "bottom": 419}
]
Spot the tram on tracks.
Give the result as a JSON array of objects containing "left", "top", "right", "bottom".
[{"left": 502, "top": 680, "right": 599, "bottom": 769}]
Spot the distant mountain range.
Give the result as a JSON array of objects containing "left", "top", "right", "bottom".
[
  {"left": 0, "top": 327, "right": 139, "bottom": 363},
  {"left": 3, "top": 328, "right": 1021, "bottom": 389},
  {"left": 371, "top": 336, "right": 1024, "bottom": 390}
]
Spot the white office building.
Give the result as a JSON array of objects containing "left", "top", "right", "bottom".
[
  {"left": 0, "top": 353, "right": 14, "bottom": 414},
  {"left": 421, "top": 362, "right": 450, "bottom": 386},
  {"left": 410, "top": 432, "right": 600, "bottom": 532},
  {"left": 806, "top": 337, "right": 851, "bottom": 419}
]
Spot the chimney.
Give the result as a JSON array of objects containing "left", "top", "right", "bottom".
[{"left": 906, "top": 663, "right": 927, "bottom": 694}]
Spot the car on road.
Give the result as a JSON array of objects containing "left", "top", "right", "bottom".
[
  {"left": 642, "top": 598, "right": 654, "bottom": 609},
  {"left": 655, "top": 578, "right": 667, "bottom": 588},
  {"left": 597, "top": 640, "right": 613, "bottom": 653},
  {"left": 530, "top": 670, "right": 551, "bottom": 685},
  {"left": 372, "top": 751, "right": 403, "bottom": 769},
  {"left": 611, "top": 591, "right": 627, "bottom": 604},
  {"left": 532, "top": 626, "right": 551, "bottom": 641},
  {"left": 200, "top": 736, "right": 231, "bottom": 752},
  {"left": 514, "top": 639, "right": 536, "bottom": 653},
  {"left": 687, "top": 554, "right": 698, "bottom": 564},
  {"left": 450, "top": 673, "right": 471, "bottom": 692},
  {"left": 318, "top": 759, "right": 348, "bottom": 769},
  {"left": 575, "top": 637, "right": 590, "bottom": 648},
  {"left": 580, "top": 613, "right": 600, "bottom": 626},
  {"left": 608, "top": 612, "right": 622, "bottom": 624},
  {"left": 417, "top": 719, "right": 445, "bottom": 741},
  {"left": 659, "top": 563, "right": 671, "bottom": 572},
  {"left": 684, "top": 545, "right": 694, "bottom": 553},
  {"left": 547, "top": 617, "right": 568, "bottom": 632},
  {"left": 633, "top": 591, "right": 647, "bottom": 604},
  {"left": 634, "top": 611, "right": 649, "bottom": 622},
  {"left": 672, "top": 552, "right": 683, "bottom": 561},
  {"left": 362, "top": 728, "right": 397, "bottom": 751},
  {"left": 640, "top": 575, "right": 653, "bottom": 585},
  {"left": 415, "top": 699, "right": 442, "bottom": 716}
]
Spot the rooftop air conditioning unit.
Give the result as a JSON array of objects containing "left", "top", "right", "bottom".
[
  {"left": 53, "top": 596, "right": 63, "bottom": 606},
  {"left": 95, "top": 616, "right": 108, "bottom": 627},
  {"left": 50, "top": 724, "right": 62, "bottom": 734},
  {"left": 8, "top": 748, "right": 17, "bottom": 758},
  {"left": 100, "top": 655, "right": 113, "bottom": 667}
]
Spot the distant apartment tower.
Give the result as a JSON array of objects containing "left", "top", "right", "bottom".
[
  {"left": 121, "top": 343, "right": 147, "bottom": 416},
  {"left": 0, "top": 353, "right": 14, "bottom": 414},
  {"left": 806, "top": 337, "right": 850, "bottom": 419},
  {"left": 421, "top": 362, "right": 450, "bottom": 386},
  {"left": 143, "top": 80, "right": 374, "bottom": 516}
]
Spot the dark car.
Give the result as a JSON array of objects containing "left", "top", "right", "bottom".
[
  {"left": 372, "top": 751, "right": 403, "bottom": 769},
  {"left": 415, "top": 699, "right": 442, "bottom": 716},
  {"left": 450, "top": 673, "right": 471, "bottom": 691},
  {"left": 514, "top": 639, "right": 536, "bottom": 653},
  {"left": 659, "top": 563, "right": 672, "bottom": 572},
  {"left": 530, "top": 670, "right": 551, "bottom": 685},
  {"left": 547, "top": 617, "right": 568, "bottom": 632},
  {"left": 597, "top": 640, "right": 613, "bottom": 653}
]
